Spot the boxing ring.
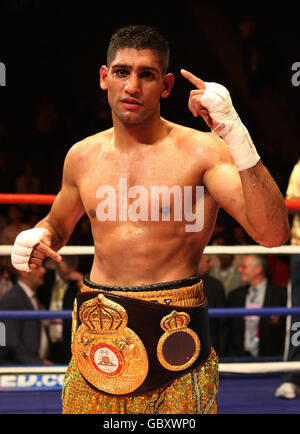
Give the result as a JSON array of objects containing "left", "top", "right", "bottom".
[{"left": 0, "top": 194, "right": 300, "bottom": 414}]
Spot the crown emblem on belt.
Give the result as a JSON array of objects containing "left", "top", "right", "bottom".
[
  {"left": 79, "top": 294, "right": 127, "bottom": 334},
  {"left": 160, "top": 310, "right": 190, "bottom": 332}
]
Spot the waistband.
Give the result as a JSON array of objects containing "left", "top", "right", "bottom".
[
  {"left": 83, "top": 274, "right": 202, "bottom": 292},
  {"left": 82, "top": 274, "right": 206, "bottom": 307}
]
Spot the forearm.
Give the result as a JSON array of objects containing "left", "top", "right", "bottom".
[
  {"left": 185, "top": 74, "right": 290, "bottom": 246},
  {"left": 34, "top": 189, "right": 83, "bottom": 251},
  {"left": 35, "top": 215, "right": 67, "bottom": 251},
  {"left": 240, "top": 161, "right": 290, "bottom": 247}
]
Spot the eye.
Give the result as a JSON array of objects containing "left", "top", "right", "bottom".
[
  {"left": 114, "top": 69, "right": 129, "bottom": 77},
  {"left": 140, "top": 70, "right": 154, "bottom": 80}
]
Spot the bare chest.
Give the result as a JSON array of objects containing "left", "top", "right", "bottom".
[{"left": 78, "top": 148, "right": 204, "bottom": 223}]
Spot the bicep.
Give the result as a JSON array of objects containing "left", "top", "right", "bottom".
[
  {"left": 48, "top": 183, "right": 85, "bottom": 239},
  {"left": 203, "top": 156, "right": 249, "bottom": 231},
  {"left": 43, "top": 148, "right": 85, "bottom": 242}
]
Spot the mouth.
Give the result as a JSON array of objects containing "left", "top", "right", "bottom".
[{"left": 120, "top": 98, "right": 143, "bottom": 110}]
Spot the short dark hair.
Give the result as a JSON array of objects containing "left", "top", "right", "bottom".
[
  {"left": 250, "top": 254, "right": 268, "bottom": 276},
  {"left": 107, "top": 25, "right": 170, "bottom": 74}
]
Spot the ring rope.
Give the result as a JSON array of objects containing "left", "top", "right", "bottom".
[
  {"left": 0, "top": 193, "right": 299, "bottom": 211},
  {"left": 1, "top": 245, "right": 300, "bottom": 256},
  {"left": 0, "top": 194, "right": 56, "bottom": 205},
  {"left": 218, "top": 361, "right": 300, "bottom": 374},
  {"left": 0, "top": 307, "right": 300, "bottom": 320}
]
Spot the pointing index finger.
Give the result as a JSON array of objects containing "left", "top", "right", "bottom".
[
  {"left": 36, "top": 241, "right": 62, "bottom": 263},
  {"left": 181, "top": 69, "right": 206, "bottom": 90}
]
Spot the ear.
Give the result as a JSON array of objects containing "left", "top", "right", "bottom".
[
  {"left": 161, "top": 73, "right": 175, "bottom": 99},
  {"left": 99, "top": 65, "right": 109, "bottom": 90}
]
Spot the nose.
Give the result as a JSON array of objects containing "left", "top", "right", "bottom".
[{"left": 124, "top": 73, "right": 140, "bottom": 95}]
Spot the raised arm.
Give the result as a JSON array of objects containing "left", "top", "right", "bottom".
[
  {"left": 11, "top": 145, "right": 86, "bottom": 271},
  {"left": 181, "top": 69, "right": 290, "bottom": 247}
]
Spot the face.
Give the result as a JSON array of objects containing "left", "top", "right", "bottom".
[
  {"left": 238, "top": 256, "right": 261, "bottom": 284},
  {"left": 28, "top": 266, "right": 46, "bottom": 289},
  {"left": 198, "top": 255, "right": 213, "bottom": 275},
  {"left": 100, "top": 48, "right": 174, "bottom": 125},
  {"left": 58, "top": 261, "right": 75, "bottom": 282}
]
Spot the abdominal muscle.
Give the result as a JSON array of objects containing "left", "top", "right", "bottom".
[{"left": 89, "top": 202, "right": 218, "bottom": 286}]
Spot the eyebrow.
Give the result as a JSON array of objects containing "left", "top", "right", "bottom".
[{"left": 111, "top": 64, "right": 160, "bottom": 74}]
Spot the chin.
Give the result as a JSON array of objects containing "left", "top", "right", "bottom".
[{"left": 113, "top": 107, "right": 152, "bottom": 126}]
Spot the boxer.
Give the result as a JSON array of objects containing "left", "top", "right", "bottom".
[{"left": 11, "top": 25, "right": 289, "bottom": 414}]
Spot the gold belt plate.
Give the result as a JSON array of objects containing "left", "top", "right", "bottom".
[
  {"left": 72, "top": 294, "right": 149, "bottom": 395},
  {"left": 157, "top": 310, "right": 201, "bottom": 371}
]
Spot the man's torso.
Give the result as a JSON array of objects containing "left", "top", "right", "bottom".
[{"left": 74, "top": 121, "right": 220, "bottom": 285}]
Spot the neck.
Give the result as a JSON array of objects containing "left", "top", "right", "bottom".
[
  {"left": 112, "top": 114, "right": 168, "bottom": 153},
  {"left": 19, "top": 277, "right": 35, "bottom": 292}
]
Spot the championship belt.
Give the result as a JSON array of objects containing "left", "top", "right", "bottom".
[
  {"left": 72, "top": 294, "right": 149, "bottom": 395},
  {"left": 73, "top": 289, "right": 211, "bottom": 396}
]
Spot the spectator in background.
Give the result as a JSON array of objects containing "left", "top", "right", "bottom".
[
  {"left": 15, "top": 163, "right": 40, "bottom": 195},
  {"left": 0, "top": 209, "right": 7, "bottom": 242},
  {"left": 37, "top": 255, "right": 83, "bottom": 364},
  {"left": 0, "top": 120, "right": 14, "bottom": 193},
  {"left": 31, "top": 100, "right": 64, "bottom": 194},
  {"left": 276, "top": 158, "right": 300, "bottom": 399},
  {"left": 0, "top": 205, "right": 30, "bottom": 245},
  {"left": 232, "top": 225, "right": 251, "bottom": 246},
  {"left": 0, "top": 256, "right": 13, "bottom": 300},
  {"left": 226, "top": 255, "right": 287, "bottom": 358},
  {"left": 15, "top": 163, "right": 41, "bottom": 213},
  {"left": 0, "top": 266, "right": 50, "bottom": 365},
  {"left": 198, "top": 254, "right": 227, "bottom": 356},
  {"left": 210, "top": 232, "right": 243, "bottom": 298},
  {"left": 267, "top": 254, "right": 289, "bottom": 287},
  {"left": 0, "top": 153, "right": 12, "bottom": 194}
]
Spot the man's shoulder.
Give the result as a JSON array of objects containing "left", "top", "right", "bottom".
[
  {"left": 0, "top": 283, "right": 25, "bottom": 307},
  {"left": 70, "top": 128, "right": 113, "bottom": 153},
  {"left": 227, "top": 285, "right": 249, "bottom": 300},
  {"left": 170, "top": 122, "right": 227, "bottom": 157},
  {"left": 171, "top": 122, "right": 214, "bottom": 143},
  {"left": 64, "top": 128, "right": 114, "bottom": 167}
]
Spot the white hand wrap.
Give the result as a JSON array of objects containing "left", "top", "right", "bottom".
[
  {"left": 11, "top": 228, "right": 47, "bottom": 272},
  {"left": 201, "top": 82, "right": 260, "bottom": 171}
]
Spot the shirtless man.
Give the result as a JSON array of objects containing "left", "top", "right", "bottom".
[{"left": 10, "top": 25, "right": 289, "bottom": 414}]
